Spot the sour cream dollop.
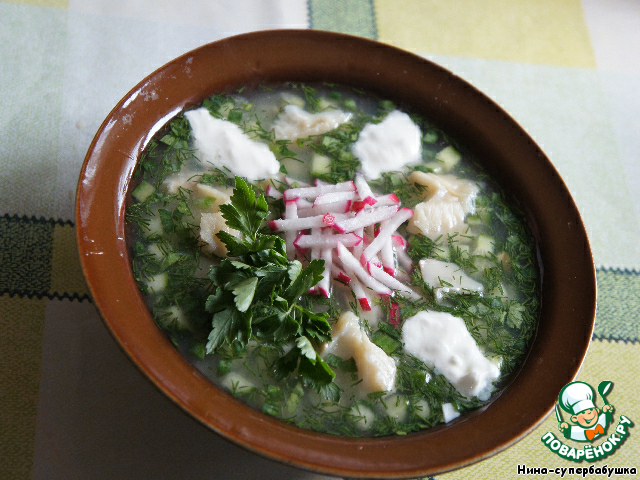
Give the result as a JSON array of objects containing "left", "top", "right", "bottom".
[
  {"left": 351, "top": 110, "right": 422, "bottom": 180},
  {"left": 402, "top": 310, "right": 500, "bottom": 400},
  {"left": 184, "top": 108, "right": 280, "bottom": 181}
]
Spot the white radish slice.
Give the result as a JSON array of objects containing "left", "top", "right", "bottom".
[
  {"left": 309, "top": 227, "right": 323, "bottom": 262},
  {"left": 294, "top": 232, "right": 363, "bottom": 249},
  {"left": 283, "top": 180, "right": 355, "bottom": 201},
  {"left": 297, "top": 200, "right": 352, "bottom": 218},
  {"left": 354, "top": 173, "right": 377, "bottom": 205},
  {"left": 293, "top": 197, "right": 314, "bottom": 209},
  {"left": 348, "top": 271, "right": 372, "bottom": 311},
  {"left": 361, "top": 208, "right": 413, "bottom": 261},
  {"left": 313, "top": 191, "right": 357, "bottom": 206},
  {"left": 380, "top": 235, "right": 395, "bottom": 276},
  {"left": 269, "top": 213, "right": 351, "bottom": 232},
  {"left": 367, "top": 262, "right": 421, "bottom": 300},
  {"left": 317, "top": 248, "right": 333, "bottom": 298},
  {"left": 352, "top": 227, "right": 365, "bottom": 261},
  {"left": 284, "top": 200, "right": 298, "bottom": 258},
  {"left": 391, "top": 234, "right": 406, "bottom": 249},
  {"left": 351, "top": 198, "right": 378, "bottom": 212},
  {"left": 341, "top": 264, "right": 371, "bottom": 311},
  {"left": 331, "top": 266, "right": 351, "bottom": 284},
  {"left": 337, "top": 242, "right": 392, "bottom": 296},
  {"left": 332, "top": 205, "right": 398, "bottom": 234},
  {"left": 375, "top": 193, "right": 400, "bottom": 206},
  {"left": 265, "top": 184, "right": 283, "bottom": 199},
  {"left": 396, "top": 246, "right": 414, "bottom": 272}
]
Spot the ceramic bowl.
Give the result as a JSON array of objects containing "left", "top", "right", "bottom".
[{"left": 75, "top": 30, "right": 596, "bottom": 479}]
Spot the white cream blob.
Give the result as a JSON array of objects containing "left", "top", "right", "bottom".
[
  {"left": 351, "top": 110, "right": 422, "bottom": 180},
  {"left": 184, "top": 108, "right": 280, "bottom": 181},
  {"left": 402, "top": 310, "right": 500, "bottom": 400},
  {"left": 273, "top": 104, "right": 352, "bottom": 140}
]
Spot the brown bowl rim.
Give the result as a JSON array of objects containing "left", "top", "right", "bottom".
[{"left": 75, "top": 29, "right": 596, "bottom": 479}]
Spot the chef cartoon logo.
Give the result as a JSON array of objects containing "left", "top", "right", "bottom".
[
  {"left": 555, "top": 381, "right": 614, "bottom": 442},
  {"left": 541, "top": 380, "right": 634, "bottom": 462}
]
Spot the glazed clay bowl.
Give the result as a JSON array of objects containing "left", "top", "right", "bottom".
[{"left": 75, "top": 30, "right": 596, "bottom": 479}]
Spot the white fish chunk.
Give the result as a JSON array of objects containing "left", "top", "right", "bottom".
[
  {"left": 407, "top": 171, "right": 479, "bottom": 239},
  {"left": 323, "top": 311, "right": 396, "bottom": 394},
  {"left": 274, "top": 104, "right": 352, "bottom": 140},
  {"left": 200, "top": 211, "right": 242, "bottom": 257}
]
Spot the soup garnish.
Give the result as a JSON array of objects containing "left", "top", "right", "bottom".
[{"left": 126, "top": 83, "right": 539, "bottom": 436}]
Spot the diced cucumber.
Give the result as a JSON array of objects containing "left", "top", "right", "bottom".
[
  {"left": 435, "top": 145, "right": 461, "bottom": 171},
  {"left": 466, "top": 214, "right": 483, "bottom": 226},
  {"left": 131, "top": 181, "right": 155, "bottom": 202},
  {"left": 310, "top": 154, "right": 332, "bottom": 176},
  {"left": 159, "top": 305, "right": 190, "bottom": 330},
  {"left": 317, "top": 97, "right": 338, "bottom": 111},
  {"left": 145, "top": 214, "right": 164, "bottom": 237},
  {"left": 383, "top": 395, "right": 409, "bottom": 421},
  {"left": 342, "top": 98, "right": 357, "bottom": 111},
  {"left": 474, "top": 233, "right": 495, "bottom": 256},
  {"left": 195, "top": 196, "right": 218, "bottom": 210},
  {"left": 414, "top": 399, "right": 431, "bottom": 419},
  {"left": 143, "top": 272, "right": 167, "bottom": 293}
]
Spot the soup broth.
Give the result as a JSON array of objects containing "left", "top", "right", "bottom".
[{"left": 126, "top": 83, "right": 539, "bottom": 436}]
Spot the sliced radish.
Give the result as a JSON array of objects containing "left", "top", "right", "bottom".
[
  {"left": 380, "top": 234, "right": 395, "bottom": 276},
  {"left": 343, "top": 266, "right": 371, "bottom": 311},
  {"left": 293, "top": 197, "right": 314, "bottom": 209},
  {"left": 332, "top": 267, "right": 351, "bottom": 285},
  {"left": 294, "top": 232, "right": 362, "bottom": 249},
  {"left": 332, "top": 205, "right": 398, "bottom": 234},
  {"left": 352, "top": 227, "right": 365, "bottom": 261},
  {"left": 337, "top": 242, "right": 392, "bottom": 296},
  {"left": 269, "top": 213, "right": 351, "bottom": 232},
  {"left": 283, "top": 180, "right": 356, "bottom": 201},
  {"left": 361, "top": 207, "right": 413, "bottom": 261},
  {"left": 389, "top": 302, "right": 400, "bottom": 325},
  {"left": 265, "top": 184, "right": 283, "bottom": 199},
  {"left": 317, "top": 248, "right": 333, "bottom": 298},
  {"left": 367, "top": 262, "right": 421, "bottom": 300},
  {"left": 354, "top": 173, "right": 377, "bottom": 206},
  {"left": 313, "top": 190, "right": 357, "bottom": 206},
  {"left": 396, "top": 246, "right": 414, "bottom": 272},
  {"left": 297, "top": 200, "right": 352, "bottom": 218},
  {"left": 284, "top": 200, "right": 298, "bottom": 258},
  {"left": 375, "top": 193, "right": 400, "bottom": 206},
  {"left": 391, "top": 234, "right": 406, "bottom": 249}
]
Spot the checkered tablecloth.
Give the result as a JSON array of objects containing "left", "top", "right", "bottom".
[{"left": 1, "top": 1, "right": 638, "bottom": 479}]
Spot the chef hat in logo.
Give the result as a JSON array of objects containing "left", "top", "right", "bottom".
[{"left": 559, "top": 381, "right": 596, "bottom": 415}]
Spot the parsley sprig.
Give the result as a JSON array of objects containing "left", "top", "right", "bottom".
[{"left": 204, "top": 177, "right": 336, "bottom": 392}]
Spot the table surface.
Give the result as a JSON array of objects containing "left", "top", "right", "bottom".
[{"left": 1, "top": 1, "right": 639, "bottom": 479}]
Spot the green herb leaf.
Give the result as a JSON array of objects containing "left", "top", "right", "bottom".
[
  {"left": 232, "top": 276, "right": 258, "bottom": 312},
  {"left": 218, "top": 176, "right": 268, "bottom": 241}
]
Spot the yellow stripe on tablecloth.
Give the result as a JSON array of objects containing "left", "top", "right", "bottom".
[
  {"left": 0, "top": 295, "right": 47, "bottom": 480},
  {"left": 1, "top": 0, "right": 67, "bottom": 8},
  {"left": 50, "top": 223, "right": 90, "bottom": 299},
  {"left": 441, "top": 338, "right": 639, "bottom": 478},
  {"left": 375, "top": 0, "right": 596, "bottom": 68}
]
